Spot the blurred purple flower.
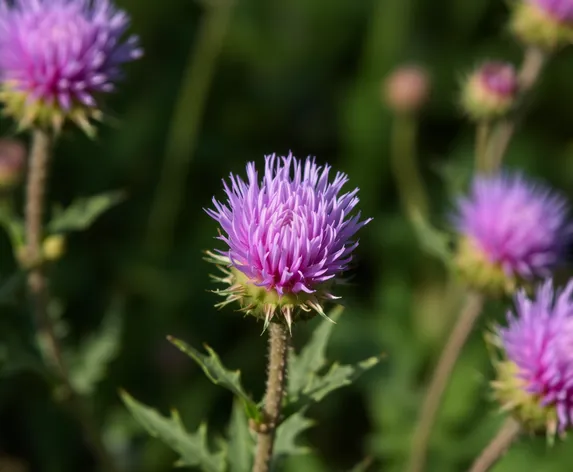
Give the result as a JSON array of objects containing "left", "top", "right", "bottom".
[
  {"left": 0, "top": 0, "right": 143, "bottom": 131},
  {"left": 530, "top": 0, "right": 573, "bottom": 23},
  {"left": 206, "top": 153, "right": 371, "bottom": 328},
  {"left": 498, "top": 279, "right": 573, "bottom": 432},
  {"left": 479, "top": 62, "right": 519, "bottom": 97},
  {"left": 454, "top": 172, "right": 571, "bottom": 279}
]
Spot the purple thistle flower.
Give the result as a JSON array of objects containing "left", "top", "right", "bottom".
[
  {"left": 0, "top": 0, "right": 143, "bottom": 132},
  {"left": 479, "top": 62, "right": 519, "bottom": 97},
  {"left": 530, "top": 0, "right": 573, "bottom": 23},
  {"left": 497, "top": 279, "right": 573, "bottom": 433},
  {"left": 454, "top": 172, "right": 570, "bottom": 281},
  {"left": 206, "top": 153, "right": 371, "bottom": 329}
]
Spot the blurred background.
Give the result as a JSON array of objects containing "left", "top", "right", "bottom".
[{"left": 1, "top": 0, "right": 573, "bottom": 471}]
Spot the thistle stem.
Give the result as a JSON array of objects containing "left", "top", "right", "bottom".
[
  {"left": 468, "top": 418, "right": 521, "bottom": 472},
  {"left": 145, "top": 0, "right": 234, "bottom": 258},
  {"left": 390, "top": 113, "right": 429, "bottom": 222},
  {"left": 253, "top": 322, "right": 289, "bottom": 472},
  {"left": 486, "top": 47, "right": 546, "bottom": 171},
  {"left": 26, "top": 130, "right": 119, "bottom": 472},
  {"left": 406, "top": 291, "right": 484, "bottom": 472}
]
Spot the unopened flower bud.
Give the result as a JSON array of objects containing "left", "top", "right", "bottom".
[
  {"left": 43, "top": 235, "right": 66, "bottom": 261},
  {"left": 0, "top": 139, "right": 25, "bottom": 190},
  {"left": 511, "top": 0, "right": 573, "bottom": 50},
  {"left": 460, "top": 62, "right": 519, "bottom": 121},
  {"left": 383, "top": 66, "right": 430, "bottom": 114}
]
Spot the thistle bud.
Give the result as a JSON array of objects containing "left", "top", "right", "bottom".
[
  {"left": 452, "top": 172, "right": 571, "bottom": 296},
  {"left": 490, "top": 280, "right": 573, "bottom": 439},
  {"left": 383, "top": 66, "right": 430, "bottom": 114},
  {"left": 0, "top": 139, "right": 25, "bottom": 191},
  {"left": 460, "top": 62, "right": 519, "bottom": 121},
  {"left": 205, "top": 153, "right": 371, "bottom": 332},
  {"left": 511, "top": 0, "right": 573, "bottom": 50},
  {"left": 43, "top": 235, "right": 66, "bottom": 261}
]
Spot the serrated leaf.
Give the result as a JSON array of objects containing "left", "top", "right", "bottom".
[
  {"left": 410, "top": 213, "right": 453, "bottom": 265},
  {"left": 288, "top": 306, "right": 344, "bottom": 397},
  {"left": 69, "top": 298, "right": 124, "bottom": 395},
  {"left": 48, "top": 191, "right": 125, "bottom": 233},
  {"left": 300, "top": 356, "right": 382, "bottom": 404},
  {"left": 227, "top": 399, "right": 254, "bottom": 472},
  {"left": 274, "top": 412, "right": 314, "bottom": 459},
  {"left": 168, "top": 336, "right": 260, "bottom": 420},
  {"left": 121, "top": 391, "right": 225, "bottom": 472}
]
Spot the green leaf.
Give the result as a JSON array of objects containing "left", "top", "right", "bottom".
[
  {"left": 68, "top": 298, "right": 124, "bottom": 395},
  {"left": 288, "top": 305, "right": 343, "bottom": 397},
  {"left": 274, "top": 412, "right": 314, "bottom": 459},
  {"left": 227, "top": 399, "right": 254, "bottom": 472},
  {"left": 0, "top": 204, "right": 25, "bottom": 250},
  {"left": 168, "top": 336, "right": 260, "bottom": 421},
  {"left": 299, "top": 356, "right": 382, "bottom": 404},
  {"left": 48, "top": 191, "right": 125, "bottom": 233},
  {"left": 121, "top": 391, "right": 225, "bottom": 472}
]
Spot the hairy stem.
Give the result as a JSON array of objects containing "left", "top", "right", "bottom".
[
  {"left": 145, "top": 0, "right": 234, "bottom": 258},
  {"left": 487, "top": 47, "right": 546, "bottom": 171},
  {"left": 469, "top": 418, "right": 521, "bottom": 472},
  {"left": 406, "top": 291, "right": 484, "bottom": 472},
  {"left": 253, "top": 323, "right": 289, "bottom": 472},
  {"left": 26, "top": 130, "right": 119, "bottom": 472}
]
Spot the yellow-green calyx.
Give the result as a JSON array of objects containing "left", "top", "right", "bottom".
[
  {"left": 0, "top": 83, "right": 102, "bottom": 136},
  {"left": 491, "top": 359, "right": 559, "bottom": 439},
  {"left": 511, "top": 2, "right": 573, "bottom": 50},
  {"left": 206, "top": 251, "right": 334, "bottom": 333},
  {"left": 454, "top": 237, "right": 519, "bottom": 296}
]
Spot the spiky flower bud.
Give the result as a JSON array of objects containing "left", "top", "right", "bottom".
[
  {"left": 491, "top": 280, "right": 573, "bottom": 439},
  {"left": 0, "top": 0, "right": 143, "bottom": 134},
  {"left": 460, "top": 61, "right": 519, "bottom": 121},
  {"left": 511, "top": 0, "right": 573, "bottom": 49},
  {"left": 206, "top": 153, "right": 371, "bottom": 331},
  {"left": 453, "top": 172, "right": 571, "bottom": 295}
]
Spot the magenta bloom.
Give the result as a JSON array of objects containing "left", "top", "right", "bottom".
[
  {"left": 206, "top": 153, "right": 371, "bottom": 327},
  {"left": 499, "top": 280, "right": 573, "bottom": 431},
  {"left": 454, "top": 172, "right": 570, "bottom": 279},
  {"left": 478, "top": 62, "right": 518, "bottom": 98},
  {"left": 530, "top": 0, "right": 573, "bottom": 23},
  {"left": 0, "top": 0, "right": 142, "bottom": 130}
]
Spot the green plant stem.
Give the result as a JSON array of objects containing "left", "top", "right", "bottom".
[
  {"left": 145, "top": 0, "right": 234, "bottom": 258},
  {"left": 475, "top": 121, "right": 490, "bottom": 173},
  {"left": 253, "top": 323, "right": 289, "bottom": 472},
  {"left": 486, "top": 47, "right": 546, "bottom": 171},
  {"left": 26, "top": 130, "right": 119, "bottom": 472},
  {"left": 390, "top": 113, "right": 428, "bottom": 222},
  {"left": 469, "top": 418, "right": 521, "bottom": 472},
  {"left": 406, "top": 291, "right": 484, "bottom": 472}
]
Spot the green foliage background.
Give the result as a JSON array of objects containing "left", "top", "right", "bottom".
[{"left": 1, "top": 0, "right": 573, "bottom": 471}]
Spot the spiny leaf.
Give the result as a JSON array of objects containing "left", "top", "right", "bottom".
[
  {"left": 288, "top": 305, "right": 344, "bottom": 397},
  {"left": 69, "top": 297, "right": 124, "bottom": 395},
  {"left": 300, "top": 356, "right": 382, "bottom": 404},
  {"left": 227, "top": 399, "right": 254, "bottom": 472},
  {"left": 274, "top": 412, "right": 314, "bottom": 459},
  {"left": 167, "top": 336, "right": 260, "bottom": 420},
  {"left": 48, "top": 191, "right": 125, "bottom": 233},
  {"left": 120, "top": 391, "right": 225, "bottom": 472}
]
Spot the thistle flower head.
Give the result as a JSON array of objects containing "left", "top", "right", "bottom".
[
  {"left": 492, "top": 280, "right": 573, "bottom": 437},
  {"left": 460, "top": 61, "right": 519, "bottom": 121},
  {"left": 383, "top": 65, "right": 430, "bottom": 114},
  {"left": 0, "top": 0, "right": 143, "bottom": 134},
  {"left": 206, "top": 153, "right": 371, "bottom": 331},
  {"left": 511, "top": 0, "right": 573, "bottom": 49},
  {"left": 453, "top": 172, "right": 570, "bottom": 294}
]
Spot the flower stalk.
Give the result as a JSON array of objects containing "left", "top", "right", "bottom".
[
  {"left": 468, "top": 418, "right": 521, "bottom": 472},
  {"left": 253, "top": 322, "right": 290, "bottom": 472},
  {"left": 25, "top": 129, "right": 119, "bottom": 472}
]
